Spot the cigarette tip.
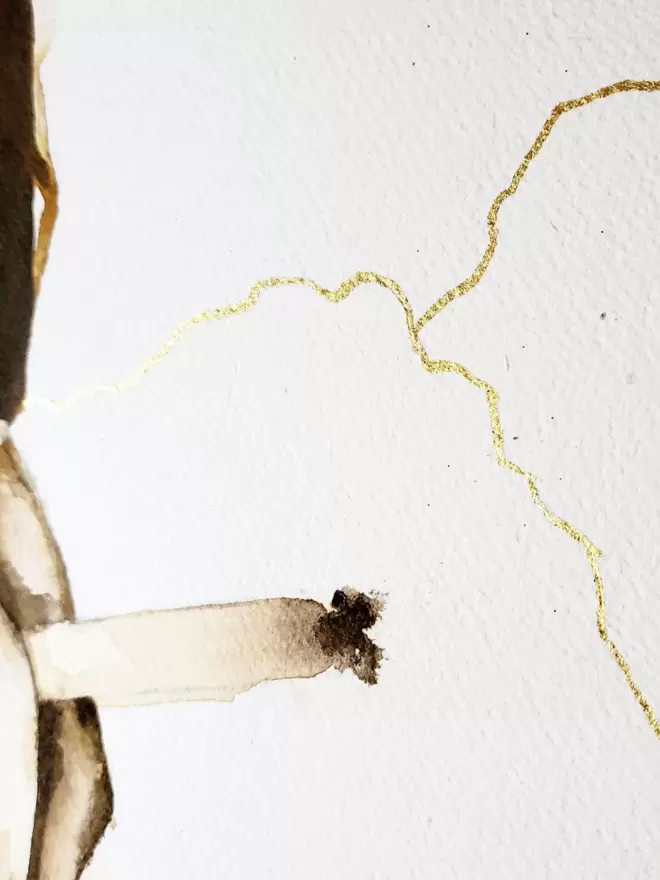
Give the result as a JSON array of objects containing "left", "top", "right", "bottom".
[{"left": 315, "top": 588, "right": 384, "bottom": 686}]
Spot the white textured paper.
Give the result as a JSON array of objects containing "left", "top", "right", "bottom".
[{"left": 17, "top": 1, "right": 660, "bottom": 877}]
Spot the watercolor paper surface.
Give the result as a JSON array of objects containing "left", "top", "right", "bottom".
[{"left": 5, "top": 0, "right": 660, "bottom": 877}]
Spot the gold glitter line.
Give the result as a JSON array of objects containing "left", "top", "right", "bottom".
[
  {"left": 24, "top": 79, "right": 660, "bottom": 738},
  {"left": 415, "top": 78, "right": 660, "bottom": 333}
]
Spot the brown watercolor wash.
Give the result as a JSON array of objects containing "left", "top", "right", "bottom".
[{"left": 0, "top": 5, "right": 382, "bottom": 877}]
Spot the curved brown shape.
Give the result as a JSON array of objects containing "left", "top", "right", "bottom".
[
  {"left": 0, "top": 436, "right": 114, "bottom": 880},
  {"left": 0, "top": 0, "right": 37, "bottom": 423},
  {"left": 0, "top": 596, "right": 38, "bottom": 879},
  {"left": 0, "top": 6, "right": 113, "bottom": 878}
]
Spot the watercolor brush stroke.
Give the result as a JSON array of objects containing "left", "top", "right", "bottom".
[
  {"left": 26, "top": 73, "right": 660, "bottom": 745},
  {"left": 1, "top": 426, "right": 382, "bottom": 877},
  {"left": 0, "top": 6, "right": 110, "bottom": 879},
  {"left": 0, "top": 4, "right": 383, "bottom": 879},
  {"left": 4, "top": 0, "right": 660, "bottom": 877},
  {"left": 30, "top": 0, "right": 57, "bottom": 298},
  {"left": 25, "top": 591, "right": 383, "bottom": 707},
  {"left": 0, "top": 5, "right": 113, "bottom": 877}
]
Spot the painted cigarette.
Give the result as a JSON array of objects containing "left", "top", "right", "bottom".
[{"left": 25, "top": 590, "right": 383, "bottom": 708}]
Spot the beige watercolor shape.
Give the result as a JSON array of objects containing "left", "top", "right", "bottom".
[
  {"left": 0, "top": 423, "right": 381, "bottom": 880},
  {"left": 0, "top": 5, "right": 381, "bottom": 879},
  {"left": 6, "top": 2, "right": 660, "bottom": 878}
]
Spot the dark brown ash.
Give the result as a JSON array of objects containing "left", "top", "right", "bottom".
[{"left": 315, "top": 589, "right": 384, "bottom": 686}]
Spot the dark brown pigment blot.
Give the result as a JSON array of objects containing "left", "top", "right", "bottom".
[
  {"left": 0, "top": 4, "right": 114, "bottom": 876},
  {"left": 315, "top": 589, "right": 383, "bottom": 685}
]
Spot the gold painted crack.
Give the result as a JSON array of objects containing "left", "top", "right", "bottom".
[{"left": 25, "top": 78, "right": 660, "bottom": 740}]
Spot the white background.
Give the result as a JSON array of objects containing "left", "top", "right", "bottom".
[{"left": 17, "top": 1, "right": 660, "bottom": 876}]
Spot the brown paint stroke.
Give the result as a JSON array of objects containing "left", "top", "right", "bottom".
[
  {"left": 0, "top": 437, "right": 114, "bottom": 880},
  {"left": 0, "top": 6, "right": 112, "bottom": 877},
  {"left": 0, "top": 0, "right": 37, "bottom": 423},
  {"left": 0, "top": 7, "right": 382, "bottom": 879},
  {"left": 26, "top": 591, "right": 383, "bottom": 707},
  {"left": 31, "top": 73, "right": 58, "bottom": 298},
  {"left": 0, "top": 0, "right": 57, "bottom": 422},
  {"left": 0, "top": 426, "right": 382, "bottom": 876},
  {"left": 0, "top": 591, "right": 38, "bottom": 879},
  {"left": 27, "top": 700, "right": 113, "bottom": 880}
]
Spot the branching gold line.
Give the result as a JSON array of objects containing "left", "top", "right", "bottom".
[
  {"left": 24, "top": 79, "right": 660, "bottom": 738},
  {"left": 415, "top": 78, "right": 660, "bottom": 332}
]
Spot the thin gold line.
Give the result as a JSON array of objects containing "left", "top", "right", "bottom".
[
  {"left": 415, "top": 78, "right": 660, "bottom": 333},
  {"left": 25, "top": 79, "right": 660, "bottom": 738}
]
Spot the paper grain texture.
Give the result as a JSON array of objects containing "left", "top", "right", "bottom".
[{"left": 17, "top": 0, "right": 660, "bottom": 876}]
